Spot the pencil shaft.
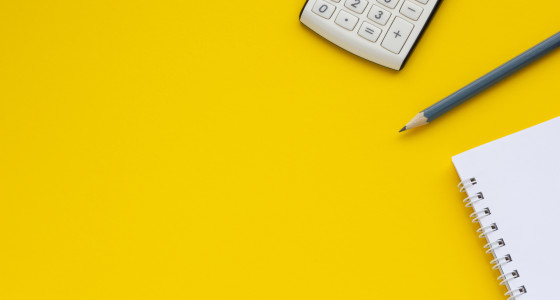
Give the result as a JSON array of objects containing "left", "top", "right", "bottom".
[{"left": 424, "top": 31, "right": 560, "bottom": 121}]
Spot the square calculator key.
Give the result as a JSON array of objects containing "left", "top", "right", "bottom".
[
  {"left": 381, "top": 17, "right": 414, "bottom": 53},
  {"left": 300, "top": 0, "right": 441, "bottom": 70},
  {"left": 368, "top": 5, "right": 391, "bottom": 26},
  {"left": 400, "top": 1, "right": 423, "bottom": 21},
  {"left": 335, "top": 10, "right": 359, "bottom": 31},
  {"left": 312, "top": 1, "right": 336, "bottom": 19},
  {"left": 358, "top": 22, "right": 382, "bottom": 42}
]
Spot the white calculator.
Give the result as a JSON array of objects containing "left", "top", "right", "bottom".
[{"left": 300, "top": 0, "right": 441, "bottom": 70}]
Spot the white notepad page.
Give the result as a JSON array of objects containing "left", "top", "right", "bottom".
[{"left": 452, "top": 117, "right": 560, "bottom": 300}]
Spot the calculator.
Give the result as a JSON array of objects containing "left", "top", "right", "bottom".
[{"left": 300, "top": 0, "right": 441, "bottom": 70}]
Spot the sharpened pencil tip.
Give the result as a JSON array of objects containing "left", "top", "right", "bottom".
[{"left": 400, "top": 112, "right": 429, "bottom": 132}]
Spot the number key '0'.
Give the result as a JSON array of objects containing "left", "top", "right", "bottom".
[{"left": 312, "top": 1, "right": 336, "bottom": 19}]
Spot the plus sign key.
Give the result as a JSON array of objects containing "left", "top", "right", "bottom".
[{"left": 381, "top": 17, "right": 414, "bottom": 54}]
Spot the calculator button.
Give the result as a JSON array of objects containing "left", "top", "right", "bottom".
[
  {"left": 400, "top": 1, "right": 423, "bottom": 20},
  {"left": 344, "top": 0, "right": 369, "bottom": 14},
  {"left": 358, "top": 22, "right": 382, "bottom": 42},
  {"left": 381, "top": 17, "right": 414, "bottom": 53},
  {"left": 367, "top": 5, "right": 391, "bottom": 25},
  {"left": 415, "top": 0, "right": 428, "bottom": 4},
  {"left": 377, "top": 0, "right": 400, "bottom": 9},
  {"left": 312, "top": 1, "right": 336, "bottom": 19},
  {"left": 335, "top": 10, "right": 359, "bottom": 31}
]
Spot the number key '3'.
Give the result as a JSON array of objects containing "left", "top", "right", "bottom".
[{"left": 367, "top": 5, "right": 391, "bottom": 26}]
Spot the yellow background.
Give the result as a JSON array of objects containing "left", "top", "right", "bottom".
[{"left": 1, "top": 1, "right": 559, "bottom": 299}]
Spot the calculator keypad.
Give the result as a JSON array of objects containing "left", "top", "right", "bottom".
[
  {"left": 301, "top": 0, "right": 439, "bottom": 70},
  {"left": 311, "top": 0, "right": 428, "bottom": 52}
]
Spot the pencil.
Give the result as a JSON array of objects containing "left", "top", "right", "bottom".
[{"left": 400, "top": 31, "right": 560, "bottom": 132}]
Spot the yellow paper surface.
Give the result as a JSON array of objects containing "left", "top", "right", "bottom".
[{"left": 1, "top": 1, "right": 559, "bottom": 299}]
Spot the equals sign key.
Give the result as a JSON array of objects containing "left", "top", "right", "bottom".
[{"left": 359, "top": 23, "right": 381, "bottom": 42}]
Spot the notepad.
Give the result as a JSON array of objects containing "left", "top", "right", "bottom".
[{"left": 452, "top": 117, "right": 560, "bottom": 300}]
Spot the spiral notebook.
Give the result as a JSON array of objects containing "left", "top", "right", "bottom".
[{"left": 452, "top": 116, "right": 560, "bottom": 300}]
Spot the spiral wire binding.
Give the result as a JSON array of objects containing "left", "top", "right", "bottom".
[
  {"left": 477, "top": 223, "right": 498, "bottom": 238},
  {"left": 463, "top": 192, "right": 484, "bottom": 207},
  {"left": 470, "top": 207, "right": 491, "bottom": 223},
  {"left": 498, "top": 270, "right": 520, "bottom": 285},
  {"left": 457, "top": 177, "right": 477, "bottom": 192},
  {"left": 490, "top": 254, "right": 512, "bottom": 270},
  {"left": 484, "top": 239, "right": 505, "bottom": 254},
  {"left": 458, "top": 177, "right": 527, "bottom": 299},
  {"left": 505, "top": 286, "right": 527, "bottom": 299}
]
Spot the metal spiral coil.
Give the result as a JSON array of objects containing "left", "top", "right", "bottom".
[
  {"left": 470, "top": 207, "right": 491, "bottom": 223},
  {"left": 457, "top": 177, "right": 477, "bottom": 192},
  {"left": 458, "top": 177, "right": 526, "bottom": 299},
  {"left": 498, "top": 270, "right": 519, "bottom": 286},
  {"left": 505, "top": 286, "right": 527, "bottom": 300},
  {"left": 484, "top": 238, "right": 505, "bottom": 254},
  {"left": 477, "top": 223, "right": 498, "bottom": 238},
  {"left": 463, "top": 192, "right": 484, "bottom": 207},
  {"left": 490, "top": 254, "right": 512, "bottom": 270}
]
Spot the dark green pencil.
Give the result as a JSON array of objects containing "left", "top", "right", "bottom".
[{"left": 400, "top": 31, "right": 560, "bottom": 132}]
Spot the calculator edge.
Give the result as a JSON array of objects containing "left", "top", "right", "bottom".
[
  {"left": 399, "top": 0, "right": 442, "bottom": 70},
  {"left": 300, "top": 0, "right": 311, "bottom": 19}
]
